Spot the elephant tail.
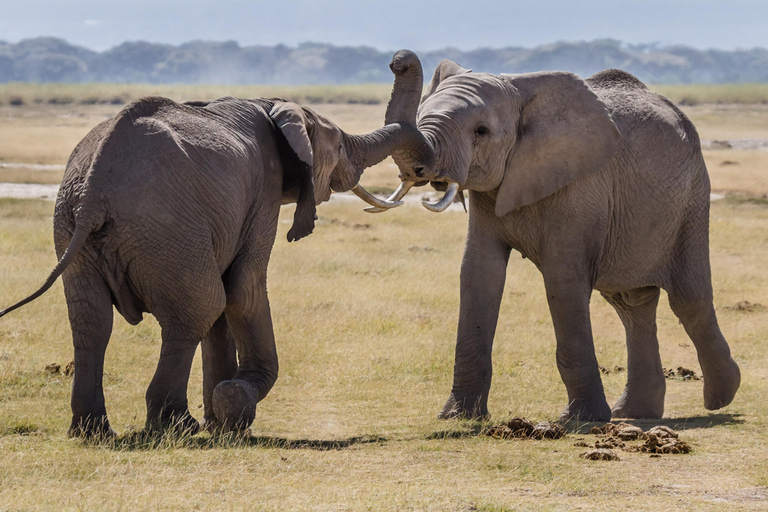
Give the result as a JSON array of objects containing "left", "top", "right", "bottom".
[{"left": 0, "top": 221, "right": 94, "bottom": 318}]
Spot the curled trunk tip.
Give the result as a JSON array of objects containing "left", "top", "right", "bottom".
[{"left": 385, "top": 49, "right": 424, "bottom": 126}]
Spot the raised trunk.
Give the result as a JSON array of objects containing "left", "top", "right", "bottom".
[
  {"left": 383, "top": 50, "right": 436, "bottom": 180},
  {"left": 384, "top": 50, "right": 424, "bottom": 125}
]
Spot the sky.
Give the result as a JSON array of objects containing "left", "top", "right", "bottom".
[{"left": 1, "top": 0, "right": 766, "bottom": 52}]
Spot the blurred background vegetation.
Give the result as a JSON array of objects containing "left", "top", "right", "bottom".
[{"left": 2, "top": 37, "right": 768, "bottom": 87}]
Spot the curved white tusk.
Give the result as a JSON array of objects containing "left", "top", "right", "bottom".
[
  {"left": 364, "top": 180, "right": 415, "bottom": 213},
  {"left": 422, "top": 182, "right": 459, "bottom": 213},
  {"left": 351, "top": 184, "right": 404, "bottom": 209}
]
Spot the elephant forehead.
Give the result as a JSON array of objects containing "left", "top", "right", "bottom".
[{"left": 420, "top": 75, "right": 506, "bottom": 117}]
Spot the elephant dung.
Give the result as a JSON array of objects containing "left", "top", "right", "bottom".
[
  {"left": 44, "top": 363, "right": 60, "bottom": 375},
  {"left": 483, "top": 418, "right": 565, "bottom": 440},
  {"left": 580, "top": 449, "right": 620, "bottom": 461}
]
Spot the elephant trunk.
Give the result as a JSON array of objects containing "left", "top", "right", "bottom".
[
  {"left": 383, "top": 50, "right": 436, "bottom": 175},
  {"left": 336, "top": 124, "right": 426, "bottom": 211},
  {"left": 385, "top": 50, "right": 423, "bottom": 125},
  {"left": 342, "top": 123, "right": 423, "bottom": 173}
]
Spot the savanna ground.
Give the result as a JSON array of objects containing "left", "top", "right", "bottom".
[{"left": 1, "top": 84, "right": 768, "bottom": 511}]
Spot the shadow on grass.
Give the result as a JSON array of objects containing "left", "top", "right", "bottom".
[
  {"left": 425, "top": 421, "right": 489, "bottom": 440},
  {"left": 86, "top": 429, "right": 388, "bottom": 452}
]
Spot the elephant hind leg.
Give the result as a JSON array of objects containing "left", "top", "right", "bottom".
[
  {"left": 144, "top": 265, "right": 227, "bottom": 434},
  {"left": 602, "top": 287, "right": 665, "bottom": 419},
  {"left": 667, "top": 283, "right": 740, "bottom": 410},
  {"left": 664, "top": 215, "right": 740, "bottom": 410},
  {"left": 63, "top": 267, "right": 115, "bottom": 438}
]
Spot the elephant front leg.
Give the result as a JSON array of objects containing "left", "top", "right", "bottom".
[
  {"left": 439, "top": 225, "right": 511, "bottom": 419},
  {"left": 212, "top": 263, "right": 278, "bottom": 431},
  {"left": 545, "top": 275, "right": 611, "bottom": 422},
  {"left": 201, "top": 314, "right": 238, "bottom": 431}
]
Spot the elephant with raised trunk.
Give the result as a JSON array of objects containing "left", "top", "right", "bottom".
[
  {"left": 378, "top": 50, "right": 740, "bottom": 422},
  {"left": 0, "top": 94, "right": 417, "bottom": 437}
]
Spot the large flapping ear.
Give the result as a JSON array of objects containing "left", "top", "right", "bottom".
[
  {"left": 423, "top": 59, "right": 472, "bottom": 101},
  {"left": 494, "top": 72, "right": 620, "bottom": 217},
  {"left": 269, "top": 102, "right": 316, "bottom": 242},
  {"left": 269, "top": 102, "right": 314, "bottom": 166}
]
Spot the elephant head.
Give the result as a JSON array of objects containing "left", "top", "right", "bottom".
[
  {"left": 379, "top": 50, "right": 620, "bottom": 215},
  {"left": 267, "top": 93, "right": 424, "bottom": 241}
]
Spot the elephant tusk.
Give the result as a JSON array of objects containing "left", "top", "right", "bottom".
[
  {"left": 351, "top": 184, "right": 404, "bottom": 210},
  {"left": 364, "top": 180, "right": 415, "bottom": 213},
  {"left": 422, "top": 182, "right": 459, "bottom": 213}
]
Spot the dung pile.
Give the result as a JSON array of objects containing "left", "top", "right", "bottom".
[
  {"left": 663, "top": 366, "right": 700, "bottom": 380},
  {"left": 580, "top": 448, "right": 620, "bottom": 461},
  {"left": 44, "top": 360, "right": 75, "bottom": 376},
  {"left": 576, "top": 422, "right": 691, "bottom": 460},
  {"left": 483, "top": 417, "right": 565, "bottom": 440}
]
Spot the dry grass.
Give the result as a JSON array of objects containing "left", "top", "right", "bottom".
[
  {"left": 2, "top": 99, "right": 768, "bottom": 510},
  {"left": 0, "top": 83, "right": 393, "bottom": 108},
  {"left": 650, "top": 84, "right": 768, "bottom": 106},
  {"left": 1, "top": 82, "right": 767, "bottom": 109}
]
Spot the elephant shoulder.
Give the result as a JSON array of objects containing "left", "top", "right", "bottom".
[
  {"left": 119, "top": 96, "right": 180, "bottom": 120},
  {"left": 586, "top": 69, "right": 648, "bottom": 92}
]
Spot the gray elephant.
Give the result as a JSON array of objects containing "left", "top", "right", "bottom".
[
  {"left": 378, "top": 50, "right": 740, "bottom": 421},
  {"left": 0, "top": 94, "right": 415, "bottom": 437}
]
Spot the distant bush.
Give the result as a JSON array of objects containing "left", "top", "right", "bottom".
[{"left": 2, "top": 37, "right": 768, "bottom": 86}]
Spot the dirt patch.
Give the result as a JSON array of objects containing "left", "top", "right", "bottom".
[
  {"left": 64, "top": 360, "right": 75, "bottom": 376},
  {"left": 725, "top": 300, "right": 765, "bottom": 312},
  {"left": 483, "top": 417, "right": 565, "bottom": 440},
  {"left": 328, "top": 218, "right": 371, "bottom": 230},
  {"left": 407, "top": 245, "right": 437, "bottom": 253},
  {"left": 582, "top": 422, "right": 691, "bottom": 456}
]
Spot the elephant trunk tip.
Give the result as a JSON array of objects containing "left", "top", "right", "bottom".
[{"left": 390, "top": 50, "right": 420, "bottom": 75}]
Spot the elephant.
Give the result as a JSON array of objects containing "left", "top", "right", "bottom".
[
  {"left": 377, "top": 50, "right": 741, "bottom": 422},
  {"left": 0, "top": 94, "right": 419, "bottom": 437}
]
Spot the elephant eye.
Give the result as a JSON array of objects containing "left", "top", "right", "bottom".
[{"left": 475, "top": 125, "right": 489, "bottom": 136}]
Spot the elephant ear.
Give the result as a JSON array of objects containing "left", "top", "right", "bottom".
[
  {"left": 423, "top": 59, "right": 472, "bottom": 101},
  {"left": 269, "top": 102, "right": 317, "bottom": 242},
  {"left": 494, "top": 72, "right": 620, "bottom": 217}
]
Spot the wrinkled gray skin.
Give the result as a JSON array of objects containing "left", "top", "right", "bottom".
[
  {"left": 0, "top": 95, "right": 419, "bottom": 437},
  {"left": 384, "top": 50, "right": 740, "bottom": 422}
]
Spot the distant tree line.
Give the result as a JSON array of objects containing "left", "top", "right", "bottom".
[{"left": 1, "top": 37, "right": 767, "bottom": 85}]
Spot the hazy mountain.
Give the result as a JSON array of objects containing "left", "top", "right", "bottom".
[{"left": 1, "top": 37, "right": 767, "bottom": 85}]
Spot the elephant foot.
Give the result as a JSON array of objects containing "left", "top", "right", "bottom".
[
  {"left": 145, "top": 409, "right": 200, "bottom": 436},
  {"left": 67, "top": 414, "right": 117, "bottom": 439},
  {"left": 212, "top": 380, "right": 257, "bottom": 430},
  {"left": 611, "top": 384, "right": 665, "bottom": 419},
  {"left": 703, "top": 357, "right": 741, "bottom": 410},
  {"left": 559, "top": 398, "right": 612, "bottom": 423},
  {"left": 437, "top": 392, "right": 489, "bottom": 420}
]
